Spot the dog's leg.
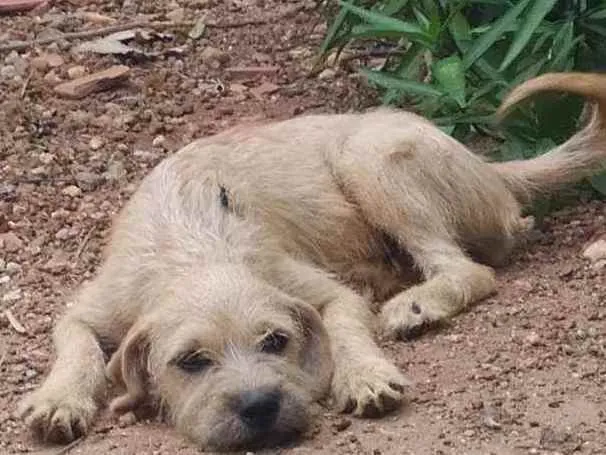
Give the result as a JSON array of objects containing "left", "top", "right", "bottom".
[
  {"left": 378, "top": 240, "right": 496, "bottom": 339},
  {"left": 263, "top": 258, "right": 409, "bottom": 417},
  {"left": 18, "top": 275, "right": 122, "bottom": 443},
  {"left": 334, "top": 143, "right": 498, "bottom": 340}
]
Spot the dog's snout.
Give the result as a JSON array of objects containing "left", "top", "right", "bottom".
[{"left": 236, "top": 389, "right": 281, "bottom": 429}]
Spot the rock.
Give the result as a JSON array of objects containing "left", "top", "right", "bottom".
[
  {"left": 4, "top": 51, "right": 27, "bottom": 76},
  {"left": 166, "top": 7, "right": 186, "bottom": 22},
  {"left": 38, "top": 152, "right": 55, "bottom": 164},
  {"left": 54, "top": 65, "right": 130, "bottom": 99},
  {"left": 0, "top": 65, "right": 17, "bottom": 80},
  {"left": 42, "top": 253, "right": 70, "bottom": 274},
  {"left": 0, "top": 0, "right": 47, "bottom": 13},
  {"left": 251, "top": 81, "right": 280, "bottom": 99},
  {"left": 43, "top": 70, "right": 62, "bottom": 85},
  {"left": 31, "top": 53, "right": 64, "bottom": 71},
  {"left": 105, "top": 160, "right": 126, "bottom": 182},
  {"left": 118, "top": 411, "right": 138, "bottom": 428},
  {"left": 2, "top": 288, "right": 22, "bottom": 303},
  {"left": 67, "top": 65, "right": 86, "bottom": 79},
  {"left": 201, "top": 46, "right": 229, "bottom": 67},
  {"left": 75, "top": 171, "right": 103, "bottom": 191},
  {"left": 62, "top": 185, "right": 82, "bottom": 197},
  {"left": 5, "top": 262, "right": 21, "bottom": 275},
  {"left": 318, "top": 68, "right": 336, "bottom": 80},
  {"left": 152, "top": 135, "right": 166, "bottom": 148},
  {"left": 525, "top": 332, "right": 541, "bottom": 346},
  {"left": 0, "top": 232, "right": 23, "bottom": 253},
  {"left": 583, "top": 238, "right": 606, "bottom": 264},
  {"left": 89, "top": 136, "right": 104, "bottom": 150},
  {"left": 332, "top": 418, "right": 352, "bottom": 432},
  {"left": 55, "top": 227, "right": 77, "bottom": 241}
]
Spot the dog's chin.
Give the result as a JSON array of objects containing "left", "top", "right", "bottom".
[{"left": 184, "top": 394, "right": 311, "bottom": 452}]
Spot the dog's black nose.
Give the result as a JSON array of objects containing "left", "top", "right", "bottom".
[{"left": 236, "top": 389, "right": 281, "bottom": 429}]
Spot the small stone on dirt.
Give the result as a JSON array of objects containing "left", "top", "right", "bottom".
[
  {"left": 118, "top": 411, "right": 137, "bottom": 428},
  {"left": 525, "top": 332, "right": 541, "bottom": 346},
  {"left": 201, "top": 46, "right": 229, "bottom": 67},
  {"left": 583, "top": 238, "right": 606, "bottom": 264},
  {"left": 0, "top": 232, "right": 23, "bottom": 253},
  {"left": 67, "top": 65, "right": 86, "bottom": 79},
  {"left": 152, "top": 135, "right": 166, "bottom": 148},
  {"left": 2, "top": 288, "right": 22, "bottom": 303},
  {"left": 333, "top": 418, "right": 352, "bottom": 432},
  {"left": 89, "top": 136, "right": 104, "bottom": 150},
  {"left": 62, "top": 185, "right": 82, "bottom": 197}
]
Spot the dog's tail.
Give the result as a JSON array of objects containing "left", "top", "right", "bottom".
[{"left": 491, "top": 72, "right": 606, "bottom": 203}]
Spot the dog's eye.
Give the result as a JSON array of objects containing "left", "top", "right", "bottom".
[
  {"left": 260, "top": 331, "right": 289, "bottom": 355},
  {"left": 176, "top": 352, "right": 213, "bottom": 373}
]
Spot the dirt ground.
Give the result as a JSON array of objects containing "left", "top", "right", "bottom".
[{"left": 1, "top": 1, "right": 606, "bottom": 454}]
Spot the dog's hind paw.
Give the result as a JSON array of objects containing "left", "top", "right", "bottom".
[
  {"left": 331, "top": 355, "right": 410, "bottom": 418},
  {"left": 18, "top": 389, "right": 97, "bottom": 443}
]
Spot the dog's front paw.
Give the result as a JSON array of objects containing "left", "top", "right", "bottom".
[
  {"left": 331, "top": 355, "right": 409, "bottom": 417},
  {"left": 379, "top": 289, "right": 449, "bottom": 341},
  {"left": 18, "top": 388, "right": 97, "bottom": 443}
]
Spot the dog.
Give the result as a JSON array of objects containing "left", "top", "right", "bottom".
[{"left": 18, "top": 72, "right": 606, "bottom": 451}]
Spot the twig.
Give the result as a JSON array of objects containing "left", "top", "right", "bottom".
[
  {"left": 19, "top": 71, "right": 32, "bottom": 98},
  {"left": 72, "top": 225, "right": 96, "bottom": 268},
  {"left": 3, "top": 309, "right": 27, "bottom": 334},
  {"left": 0, "top": 18, "right": 270, "bottom": 52},
  {"left": 52, "top": 437, "right": 83, "bottom": 455}
]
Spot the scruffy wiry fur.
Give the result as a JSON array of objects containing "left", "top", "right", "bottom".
[{"left": 19, "top": 72, "right": 606, "bottom": 451}]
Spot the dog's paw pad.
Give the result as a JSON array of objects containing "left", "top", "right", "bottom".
[
  {"left": 380, "top": 298, "right": 446, "bottom": 341},
  {"left": 332, "top": 357, "right": 409, "bottom": 418},
  {"left": 19, "top": 392, "right": 95, "bottom": 443}
]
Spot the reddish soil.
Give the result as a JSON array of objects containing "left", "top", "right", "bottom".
[{"left": 1, "top": 1, "right": 606, "bottom": 455}]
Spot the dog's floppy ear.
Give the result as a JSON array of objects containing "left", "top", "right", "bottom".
[
  {"left": 286, "top": 299, "right": 333, "bottom": 399},
  {"left": 106, "top": 319, "right": 152, "bottom": 415}
]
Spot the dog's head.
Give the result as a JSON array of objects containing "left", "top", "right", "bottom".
[{"left": 107, "top": 265, "right": 333, "bottom": 451}]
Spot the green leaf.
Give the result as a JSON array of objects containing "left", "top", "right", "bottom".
[
  {"left": 350, "top": 24, "right": 409, "bottom": 39},
  {"left": 361, "top": 68, "right": 445, "bottom": 97},
  {"left": 432, "top": 55, "right": 467, "bottom": 107},
  {"left": 587, "top": 8, "right": 606, "bottom": 20},
  {"left": 338, "top": 1, "right": 429, "bottom": 40},
  {"left": 379, "top": 0, "right": 411, "bottom": 16},
  {"left": 319, "top": 5, "right": 351, "bottom": 55},
  {"left": 590, "top": 173, "right": 606, "bottom": 196},
  {"left": 462, "top": 0, "right": 533, "bottom": 69},
  {"left": 547, "top": 35, "right": 583, "bottom": 71},
  {"left": 382, "top": 42, "right": 425, "bottom": 104},
  {"left": 448, "top": 11, "right": 471, "bottom": 44},
  {"left": 499, "top": 0, "right": 558, "bottom": 71}
]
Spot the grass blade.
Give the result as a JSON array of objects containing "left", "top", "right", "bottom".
[
  {"left": 462, "top": 0, "right": 532, "bottom": 69},
  {"left": 319, "top": 4, "right": 352, "bottom": 55},
  {"left": 361, "top": 68, "right": 445, "bottom": 97},
  {"left": 499, "top": 0, "right": 558, "bottom": 71},
  {"left": 338, "top": 1, "right": 430, "bottom": 40}
]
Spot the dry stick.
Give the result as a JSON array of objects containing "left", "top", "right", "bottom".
[
  {"left": 0, "top": 18, "right": 269, "bottom": 52},
  {"left": 72, "top": 225, "right": 96, "bottom": 268},
  {"left": 52, "top": 437, "right": 84, "bottom": 455},
  {"left": 19, "top": 71, "right": 32, "bottom": 98}
]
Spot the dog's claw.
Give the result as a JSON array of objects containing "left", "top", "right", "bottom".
[
  {"left": 19, "top": 390, "right": 96, "bottom": 443},
  {"left": 380, "top": 293, "right": 449, "bottom": 341},
  {"left": 331, "top": 355, "right": 410, "bottom": 418}
]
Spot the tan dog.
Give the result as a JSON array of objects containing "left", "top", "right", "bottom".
[{"left": 19, "top": 72, "right": 606, "bottom": 451}]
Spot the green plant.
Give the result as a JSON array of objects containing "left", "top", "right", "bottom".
[{"left": 318, "top": 0, "right": 606, "bottom": 198}]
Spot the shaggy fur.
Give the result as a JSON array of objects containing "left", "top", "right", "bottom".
[{"left": 19, "top": 72, "right": 606, "bottom": 451}]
